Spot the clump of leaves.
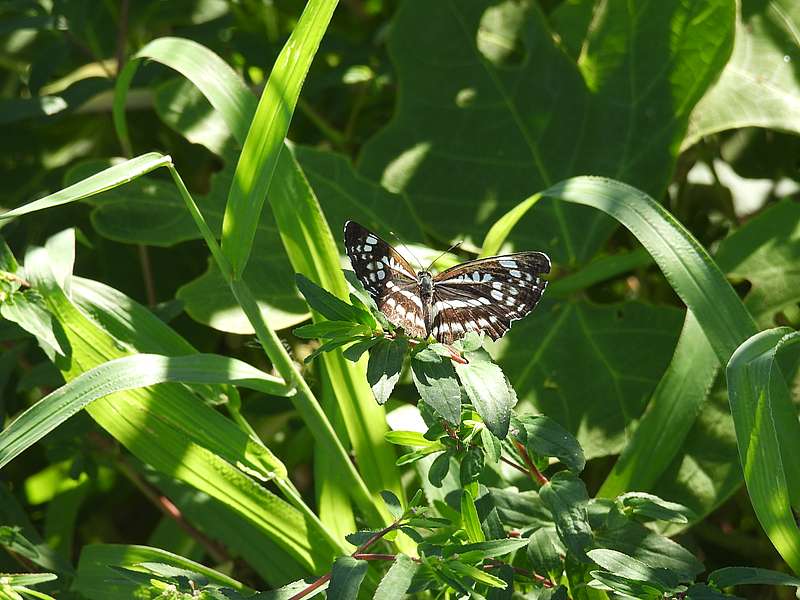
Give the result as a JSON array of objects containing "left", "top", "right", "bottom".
[{"left": 278, "top": 274, "right": 800, "bottom": 599}]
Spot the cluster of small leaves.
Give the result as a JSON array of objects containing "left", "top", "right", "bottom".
[
  {"left": 292, "top": 276, "right": 800, "bottom": 599},
  {"left": 294, "top": 273, "right": 517, "bottom": 438}
]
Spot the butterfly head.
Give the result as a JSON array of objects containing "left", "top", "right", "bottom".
[{"left": 417, "top": 270, "right": 434, "bottom": 302}]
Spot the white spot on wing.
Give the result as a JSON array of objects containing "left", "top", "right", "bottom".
[
  {"left": 491, "top": 290, "right": 503, "bottom": 301},
  {"left": 363, "top": 244, "right": 373, "bottom": 252},
  {"left": 365, "top": 235, "right": 378, "bottom": 245},
  {"left": 499, "top": 259, "right": 517, "bottom": 268},
  {"left": 377, "top": 270, "right": 386, "bottom": 281},
  {"left": 510, "top": 269, "right": 522, "bottom": 278}
]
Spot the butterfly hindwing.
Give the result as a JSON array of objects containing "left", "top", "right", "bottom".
[
  {"left": 431, "top": 252, "right": 550, "bottom": 344},
  {"left": 343, "top": 221, "right": 426, "bottom": 338}
]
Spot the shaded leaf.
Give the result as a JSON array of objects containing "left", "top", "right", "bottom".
[
  {"left": 538, "top": 472, "right": 592, "bottom": 561},
  {"left": 455, "top": 347, "right": 516, "bottom": 439},
  {"left": 527, "top": 527, "right": 565, "bottom": 575},
  {"left": 367, "top": 338, "right": 406, "bottom": 404},
  {"left": 410, "top": 347, "right": 461, "bottom": 424},
  {"left": 515, "top": 415, "right": 585, "bottom": 474},
  {"left": 617, "top": 492, "right": 692, "bottom": 524},
  {"left": 328, "top": 557, "right": 368, "bottom": 600},
  {"left": 380, "top": 490, "right": 403, "bottom": 520},
  {"left": 374, "top": 554, "right": 418, "bottom": 600},
  {"left": 708, "top": 566, "right": 800, "bottom": 589}
]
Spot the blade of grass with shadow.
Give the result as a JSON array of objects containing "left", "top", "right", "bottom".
[{"left": 112, "top": 26, "right": 401, "bottom": 526}]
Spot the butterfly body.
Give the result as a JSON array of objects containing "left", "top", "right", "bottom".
[{"left": 344, "top": 221, "right": 550, "bottom": 344}]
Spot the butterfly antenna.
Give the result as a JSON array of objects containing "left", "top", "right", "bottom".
[
  {"left": 388, "top": 229, "right": 425, "bottom": 272},
  {"left": 426, "top": 240, "right": 463, "bottom": 272}
]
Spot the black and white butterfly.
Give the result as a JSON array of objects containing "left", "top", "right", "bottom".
[{"left": 344, "top": 221, "right": 550, "bottom": 344}]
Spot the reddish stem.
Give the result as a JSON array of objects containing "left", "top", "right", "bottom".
[
  {"left": 288, "top": 573, "right": 331, "bottom": 600},
  {"left": 513, "top": 440, "right": 549, "bottom": 486}
]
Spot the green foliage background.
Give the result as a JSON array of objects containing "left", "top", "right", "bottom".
[{"left": 1, "top": 0, "right": 800, "bottom": 598}]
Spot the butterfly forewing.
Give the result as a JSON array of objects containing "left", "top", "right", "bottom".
[
  {"left": 344, "top": 221, "right": 426, "bottom": 338},
  {"left": 431, "top": 252, "right": 551, "bottom": 344}
]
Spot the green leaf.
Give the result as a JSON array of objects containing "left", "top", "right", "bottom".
[
  {"left": 342, "top": 338, "right": 381, "bottom": 362},
  {"left": 0, "top": 574, "right": 57, "bottom": 587},
  {"left": 538, "top": 472, "right": 593, "bottom": 561},
  {"left": 1, "top": 291, "right": 65, "bottom": 359},
  {"left": 455, "top": 347, "right": 515, "bottom": 439},
  {"left": 461, "top": 489, "right": 485, "bottom": 543},
  {"left": 588, "top": 570, "right": 666, "bottom": 600},
  {"left": 293, "top": 321, "right": 369, "bottom": 340},
  {"left": 360, "top": 0, "right": 734, "bottom": 263},
  {"left": 428, "top": 451, "right": 452, "bottom": 488},
  {"left": 707, "top": 566, "right": 800, "bottom": 589},
  {"left": 385, "top": 431, "right": 436, "bottom": 448},
  {"left": 0, "top": 353, "right": 291, "bottom": 471},
  {"left": 515, "top": 415, "right": 585, "bottom": 474},
  {"left": 373, "top": 554, "right": 418, "bottom": 600},
  {"left": 380, "top": 490, "right": 404, "bottom": 520},
  {"left": 527, "top": 527, "right": 566, "bottom": 575},
  {"left": 219, "top": 0, "right": 338, "bottom": 275},
  {"left": 295, "top": 274, "right": 369, "bottom": 324},
  {"left": 481, "top": 426, "right": 501, "bottom": 464},
  {"left": 487, "top": 564, "right": 514, "bottom": 600},
  {"left": 367, "top": 338, "right": 406, "bottom": 405},
  {"left": 501, "top": 299, "right": 682, "bottom": 459},
  {"left": 587, "top": 549, "right": 678, "bottom": 592},
  {"left": 0, "top": 153, "right": 172, "bottom": 221},
  {"left": 617, "top": 492, "right": 692, "bottom": 524},
  {"left": 447, "top": 561, "right": 507, "bottom": 589},
  {"left": 74, "top": 544, "right": 250, "bottom": 600},
  {"left": 685, "top": 0, "right": 800, "bottom": 147},
  {"left": 683, "top": 584, "right": 734, "bottom": 600},
  {"left": 327, "top": 557, "right": 368, "bottom": 600},
  {"left": 726, "top": 328, "right": 800, "bottom": 572},
  {"left": 411, "top": 348, "right": 461, "bottom": 424},
  {"left": 444, "top": 538, "right": 529, "bottom": 563},
  {"left": 459, "top": 446, "right": 485, "bottom": 486}
]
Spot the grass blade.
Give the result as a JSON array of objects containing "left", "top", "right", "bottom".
[
  {"left": 220, "top": 0, "right": 338, "bottom": 275},
  {"left": 726, "top": 328, "right": 800, "bottom": 573}
]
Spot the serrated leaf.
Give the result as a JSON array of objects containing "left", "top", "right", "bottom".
[
  {"left": 538, "top": 472, "right": 592, "bottom": 561},
  {"left": 344, "top": 530, "right": 377, "bottom": 546},
  {"left": 411, "top": 347, "right": 461, "bottom": 424},
  {"left": 527, "top": 527, "right": 565, "bottom": 575},
  {"left": 367, "top": 338, "right": 406, "bottom": 404},
  {"left": 374, "top": 554, "right": 418, "bottom": 600},
  {"left": 455, "top": 348, "right": 515, "bottom": 439},
  {"left": 461, "top": 490, "right": 485, "bottom": 543},
  {"left": 516, "top": 415, "right": 585, "bottom": 473},
  {"left": 707, "top": 566, "right": 800, "bottom": 589},
  {"left": 617, "top": 492, "right": 691, "bottom": 524},
  {"left": 327, "top": 557, "right": 368, "bottom": 600}
]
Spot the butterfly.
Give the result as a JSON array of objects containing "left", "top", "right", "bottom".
[{"left": 344, "top": 221, "right": 551, "bottom": 344}]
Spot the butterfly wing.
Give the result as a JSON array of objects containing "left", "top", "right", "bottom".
[
  {"left": 343, "top": 220, "right": 426, "bottom": 338},
  {"left": 431, "top": 252, "right": 550, "bottom": 344}
]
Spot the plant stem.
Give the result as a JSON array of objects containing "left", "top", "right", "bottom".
[
  {"left": 513, "top": 440, "right": 549, "bottom": 486},
  {"left": 500, "top": 455, "right": 530, "bottom": 475}
]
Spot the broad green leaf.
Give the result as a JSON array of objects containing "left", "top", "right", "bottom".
[
  {"left": 410, "top": 347, "right": 461, "bottom": 424},
  {"left": 515, "top": 415, "right": 585, "bottom": 474},
  {"left": 685, "top": 0, "right": 800, "bottom": 147},
  {"left": 501, "top": 298, "right": 682, "bottom": 459},
  {"left": 527, "top": 527, "right": 565, "bottom": 575},
  {"left": 587, "top": 549, "right": 678, "bottom": 592},
  {"left": 617, "top": 492, "right": 691, "bottom": 524},
  {"left": 294, "top": 321, "right": 369, "bottom": 339},
  {"left": 588, "top": 570, "right": 665, "bottom": 600},
  {"left": 487, "top": 564, "right": 514, "bottom": 600},
  {"left": 327, "top": 557, "right": 368, "bottom": 600},
  {"left": 589, "top": 501, "right": 704, "bottom": 580},
  {"left": 725, "top": 328, "right": 800, "bottom": 573},
  {"left": 385, "top": 431, "right": 435, "bottom": 448},
  {"left": 74, "top": 544, "right": 250, "bottom": 600},
  {"left": 683, "top": 584, "right": 733, "bottom": 599},
  {"left": 367, "top": 338, "right": 406, "bottom": 405},
  {"left": 0, "top": 574, "right": 56, "bottom": 586},
  {"left": 0, "top": 352, "right": 291, "bottom": 470},
  {"left": 707, "top": 566, "right": 800, "bottom": 589},
  {"left": 455, "top": 347, "right": 516, "bottom": 439},
  {"left": 539, "top": 472, "right": 592, "bottom": 561},
  {"left": 373, "top": 554, "right": 418, "bottom": 600},
  {"left": 461, "top": 489, "right": 485, "bottom": 543},
  {"left": 360, "top": 0, "right": 734, "bottom": 263}
]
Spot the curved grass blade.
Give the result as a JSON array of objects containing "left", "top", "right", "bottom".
[
  {"left": 113, "top": 34, "right": 402, "bottom": 524},
  {"left": 726, "top": 328, "right": 800, "bottom": 573},
  {"left": 0, "top": 353, "right": 292, "bottom": 470}
]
